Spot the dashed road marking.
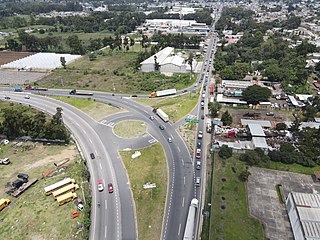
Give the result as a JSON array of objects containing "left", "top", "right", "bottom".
[
  {"left": 105, "top": 225, "right": 107, "bottom": 239},
  {"left": 182, "top": 197, "right": 185, "bottom": 207},
  {"left": 178, "top": 223, "right": 181, "bottom": 236},
  {"left": 99, "top": 163, "right": 102, "bottom": 170},
  {"left": 148, "top": 139, "right": 157, "bottom": 144}
]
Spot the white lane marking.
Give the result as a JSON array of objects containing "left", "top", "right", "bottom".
[
  {"left": 89, "top": 138, "right": 93, "bottom": 144},
  {"left": 184, "top": 176, "right": 185, "bottom": 185},
  {"left": 105, "top": 225, "right": 107, "bottom": 239},
  {"left": 182, "top": 197, "right": 185, "bottom": 207},
  {"left": 171, "top": 135, "right": 174, "bottom": 140},
  {"left": 181, "top": 158, "right": 185, "bottom": 166},
  {"left": 99, "top": 163, "right": 102, "bottom": 170},
  {"left": 177, "top": 146, "right": 181, "bottom": 152},
  {"left": 178, "top": 223, "right": 181, "bottom": 236},
  {"left": 144, "top": 110, "right": 148, "bottom": 114},
  {"left": 105, "top": 200, "right": 108, "bottom": 210},
  {"left": 148, "top": 139, "right": 157, "bottom": 144},
  {"left": 83, "top": 129, "right": 87, "bottom": 134},
  {"left": 103, "top": 179, "right": 105, "bottom": 186}
]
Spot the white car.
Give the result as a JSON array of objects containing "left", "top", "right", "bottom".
[
  {"left": 98, "top": 179, "right": 104, "bottom": 192},
  {"left": 25, "top": 95, "right": 30, "bottom": 99}
]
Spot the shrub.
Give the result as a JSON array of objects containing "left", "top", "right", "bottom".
[{"left": 219, "top": 145, "right": 233, "bottom": 159}]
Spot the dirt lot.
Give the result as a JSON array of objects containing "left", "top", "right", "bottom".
[
  {"left": 0, "top": 51, "right": 35, "bottom": 65},
  {"left": 222, "top": 107, "right": 294, "bottom": 128},
  {"left": 0, "top": 141, "right": 89, "bottom": 240}
]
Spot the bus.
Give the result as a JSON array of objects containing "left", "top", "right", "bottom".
[
  {"left": 57, "top": 192, "right": 77, "bottom": 206},
  {"left": 44, "top": 178, "right": 76, "bottom": 195},
  {"left": 52, "top": 183, "right": 79, "bottom": 200}
]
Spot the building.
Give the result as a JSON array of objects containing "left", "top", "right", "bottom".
[
  {"left": 286, "top": 192, "right": 320, "bottom": 240},
  {"left": 140, "top": 47, "right": 196, "bottom": 73}
]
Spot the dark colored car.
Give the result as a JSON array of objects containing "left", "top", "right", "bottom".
[
  {"left": 159, "top": 125, "right": 165, "bottom": 130},
  {"left": 201, "top": 115, "right": 205, "bottom": 120},
  {"left": 90, "top": 153, "right": 95, "bottom": 159},
  {"left": 108, "top": 183, "right": 114, "bottom": 193},
  {"left": 17, "top": 173, "right": 29, "bottom": 180}
]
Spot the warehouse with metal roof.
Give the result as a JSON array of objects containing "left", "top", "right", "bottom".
[
  {"left": 286, "top": 192, "right": 320, "bottom": 240},
  {"left": 140, "top": 47, "right": 194, "bottom": 73}
]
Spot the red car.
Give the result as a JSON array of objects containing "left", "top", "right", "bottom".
[
  {"left": 108, "top": 183, "right": 114, "bottom": 193},
  {"left": 196, "top": 149, "right": 201, "bottom": 159}
]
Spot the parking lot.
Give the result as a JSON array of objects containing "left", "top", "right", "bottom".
[{"left": 247, "top": 167, "right": 319, "bottom": 240}]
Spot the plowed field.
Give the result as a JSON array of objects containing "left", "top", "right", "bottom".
[{"left": 0, "top": 51, "right": 35, "bottom": 65}]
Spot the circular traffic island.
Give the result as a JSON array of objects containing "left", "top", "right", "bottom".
[{"left": 113, "top": 120, "right": 147, "bottom": 138}]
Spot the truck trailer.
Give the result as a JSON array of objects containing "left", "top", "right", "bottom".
[
  {"left": 155, "top": 108, "right": 169, "bottom": 122},
  {"left": 69, "top": 89, "right": 93, "bottom": 96},
  {"left": 183, "top": 198, "right": 199, "bottom": 240},
  {"left": 149, "top": 88, "right": 176, "bottom": 98}
]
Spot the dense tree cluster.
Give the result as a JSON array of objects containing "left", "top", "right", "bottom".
[
  {"left": 242, "top": 85, "right": 272, "bottom": 104},
  {"left": 214, "top": 7, "right": 317, "bottom": 92},
  {"left": 0, "top": 104, "right": 69, "bottom": 142},
  {"left": 151, "top": 33, "right": 202, "bottom": 49},
  {"left": 0, "top": 2, "right": 82, "bottom": 17}
]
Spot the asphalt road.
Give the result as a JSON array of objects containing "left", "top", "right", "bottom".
[
  {"left": 0, "top": 9, "right": 221, "bottom": 238},
  {"left": 0, "top": 92, "right": 123, "bottom": 240}
]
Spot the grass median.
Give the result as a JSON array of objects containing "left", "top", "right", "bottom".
[
  {"left": 120, "top": 143, "right": 167, "bottom": 240},
  {"left": 135, "top": 90, "right": 199, "bottom": 123},
  {"left": 113, "top": 120, "right": 147, "bottom": 138},
  {"left": 50, "top": 96, "right": 125, "bottom": 121},
  {"left": 210, "top": 154, "right": 264, "bottom": 240}
]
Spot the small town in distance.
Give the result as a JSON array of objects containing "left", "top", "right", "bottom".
[{"left": 0, "top": 0, "right": 320, "bottom": 240}]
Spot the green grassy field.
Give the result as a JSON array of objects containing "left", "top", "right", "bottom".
[
  {"left": 113, "top": 120, "right": 147, "bottom": 138},
  {"left": 120, "top": 143, "right": 167, "bottom": 240},
  {"left": 135, "top": 90, "right": 199, "bottom": 123},
  {"left": 37, "top": 50, "right": 195, "bottom": 94},
  {"left": 210, "top": 154, "right": 264, "bottom": 240},
  {"left": 261, "top": 161, "right": 320, "bottom": 175},
  {"left": 0, "top": 142, "right": 90, "bottom": 240},
  {"left": 50, "top": 96, "right": 125, "bottom": 121}
]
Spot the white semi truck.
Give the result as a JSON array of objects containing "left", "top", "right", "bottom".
[
  {"left": 155, "top": 108, "right": 169, "bottom": 122},
  {"left": 183, "top": 198, "right": 199, "bottom": 240},
  {"left": 150, "top": 88, "right": 176, "bottom": 98}
]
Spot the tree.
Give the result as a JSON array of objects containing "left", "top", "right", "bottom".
[
  {"left": 276, "top": 122, "right": 287, "bottom": 131},
  {"left": 154, "top": 56, "right": 160, "bottom": 71},
  {"left": 187, "top": 52, "right": 194, "bottom": 73},
  {"left": 239, "top": 169, "right": 251, "bottom": 182},
  {"left": 123, "top": 37, "right": 129, "bottom": 51},
  {"left": 208, "top": 102, "right": 222, "bottom": 118},
  {"left": 60, "top": 56, "right": 66, "bottom": 68},
  {"left": 239, "top": 150, "right": 260, "bottom": 166},
  {"left": 67, "top": 35, "right": 84, "bottom": 54},
  {"left": 221, "top": 110, "right": 232, "bottom": 126},
  {"left": 242, "top": 85, "right": 272, "bottom": 104},
  {"left": 218, "top": 145, "right": 233, "bottom": 159}
]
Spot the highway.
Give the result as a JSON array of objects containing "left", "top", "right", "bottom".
[{"left": 0, "top": 8, "right": 221, "bottom": 240}]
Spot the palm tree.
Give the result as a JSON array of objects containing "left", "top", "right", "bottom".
[{"left": 187, "top": 52, "right": 194, "bottom": 74}]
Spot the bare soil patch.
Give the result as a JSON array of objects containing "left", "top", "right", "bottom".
[{"left": 0, "top": 51, "right": 35, "bottom": 65}]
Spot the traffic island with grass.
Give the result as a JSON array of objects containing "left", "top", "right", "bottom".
[
  {"left": 120, "top": 143, "right": 167, "bottom": 240},
  {"left": 113, "top": 120, "right": 147, "bottom": 138}
]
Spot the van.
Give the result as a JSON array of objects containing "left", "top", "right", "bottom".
[
  {"left": 195, "top": 177, "right": 201, "bottom": 186},
  {"left": 196, "top": 161, "right": 201, "bottom": 170}
]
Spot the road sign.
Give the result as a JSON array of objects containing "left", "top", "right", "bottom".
[
  {"left": 185, "top": 118, "right": 191, "bottom": 122},
  {"left": 192, "top": 120, "right": 200, "bottom": 123}
]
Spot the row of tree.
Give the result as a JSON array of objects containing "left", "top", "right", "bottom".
[{"left": 0, "top": 104, "right": 69, "bottom": 142}]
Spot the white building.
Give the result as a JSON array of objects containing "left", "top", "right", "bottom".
[
  {"left": 140, "top": 47, "right": 195, "bottom": 73},
  {"left": 286, "top": 192, "right": 320, "bottom": 240}
]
